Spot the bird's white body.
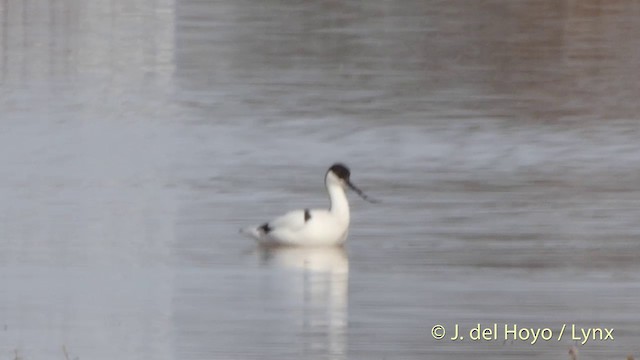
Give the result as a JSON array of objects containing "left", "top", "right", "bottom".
[{"left": 241, "top": 164, "right": 371, "bottom": 247}]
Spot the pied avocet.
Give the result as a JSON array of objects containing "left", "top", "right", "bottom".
[{"left": 241, "top": 163, "right": 377, "bottom": 246}]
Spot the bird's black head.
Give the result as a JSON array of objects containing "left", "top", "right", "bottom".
[
  {"left": 326, "top": 162, "right": 379, "bottom": 204},
  {"left": 328, "top": 163, "right": 351, "bottom": 181}
]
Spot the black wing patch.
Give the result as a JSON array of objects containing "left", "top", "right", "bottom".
[
  {"left": 259, "top": 223, "right": 271, "bottom": 233},
  {"left": 304, "top": 209, "right": 312, "bottom": 222}
]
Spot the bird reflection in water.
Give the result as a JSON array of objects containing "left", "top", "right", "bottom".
[{"left": 259, "top": 246, "right": 349, "bottom": 360}]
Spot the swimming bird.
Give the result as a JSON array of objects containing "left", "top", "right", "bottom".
[{"left": 241, "top": 163, "right": 377, "bottom": 246}]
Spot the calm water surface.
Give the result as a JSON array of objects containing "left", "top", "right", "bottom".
[{"left": 1, "top": 0, "right": 640, "bottom": 359}]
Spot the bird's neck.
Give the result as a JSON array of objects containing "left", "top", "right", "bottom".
[{"left": 328, "top": 183, "right": 350, "bottom": 223}]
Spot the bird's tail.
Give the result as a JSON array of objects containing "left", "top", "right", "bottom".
[{"left": 239, "top": 226, "right": 262, "bottom": 241}]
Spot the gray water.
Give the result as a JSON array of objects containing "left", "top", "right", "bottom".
[{"left": 1, "top": 0, "right": 640, "bottom": 359}]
